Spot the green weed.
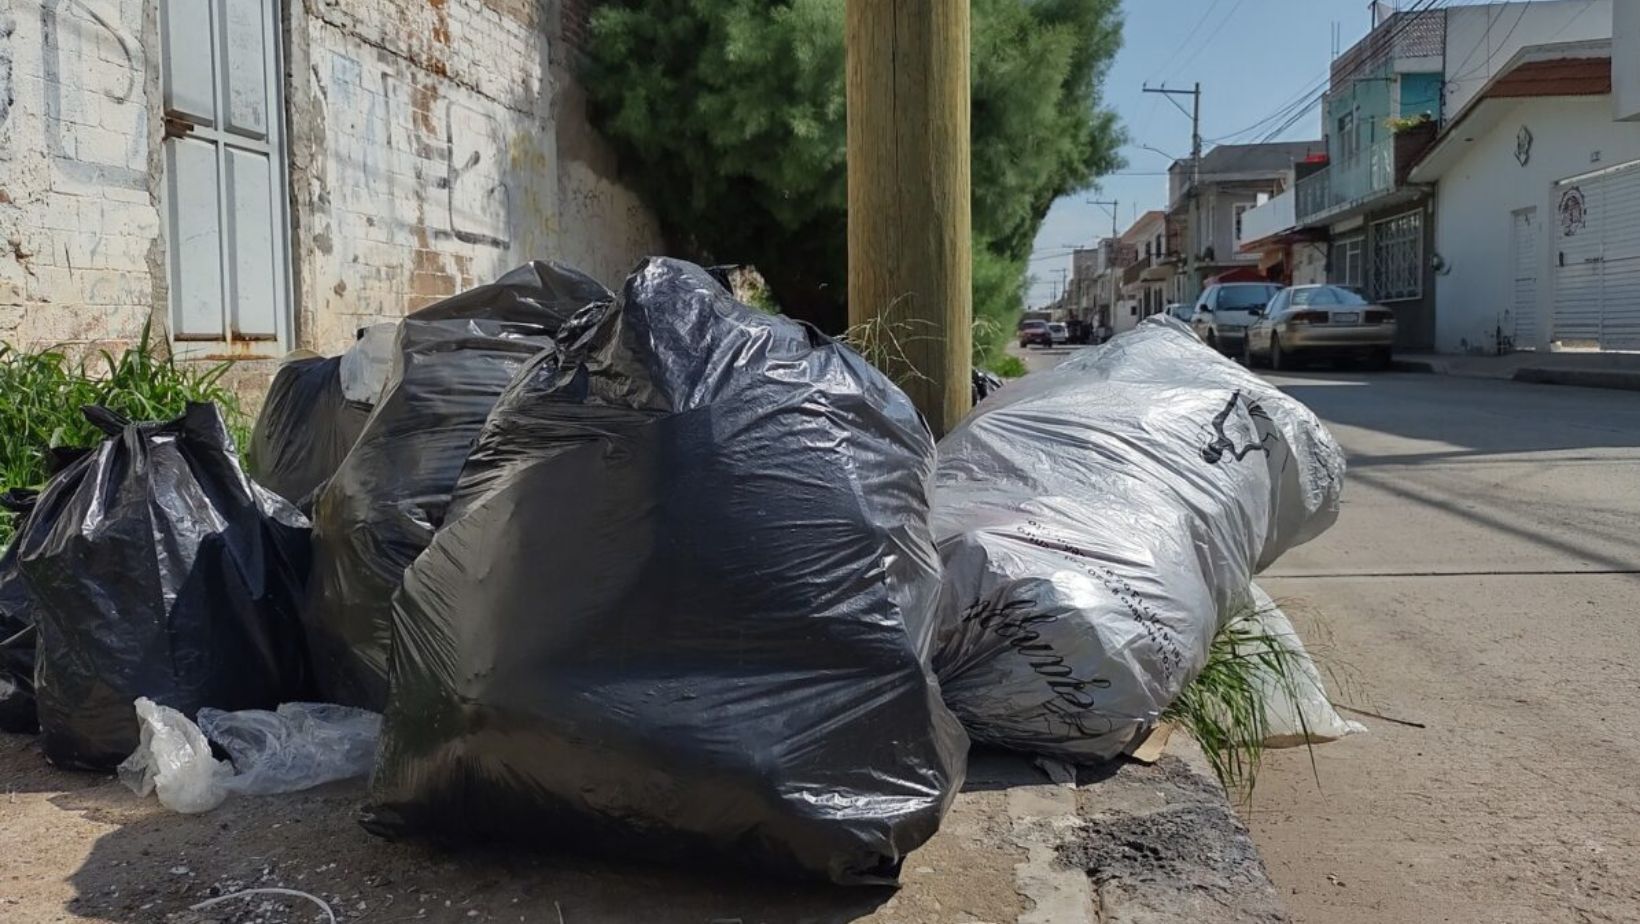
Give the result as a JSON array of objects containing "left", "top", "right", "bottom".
[
  {"left": 0, "top": 322, "right": 247, "bottom": 546},
  {"left": 1163, "top": 600, "right": 1319, "bottom": 801}
]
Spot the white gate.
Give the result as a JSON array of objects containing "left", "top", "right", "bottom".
[
  {"left": 1508, "top": 208, "right": 1538, "bottom": 350},
  {"left": 1551, "top": 160, "right": 1640, "bottom": 351},
  {"left": 160, "top": 0, "right": 292, "bottom": 353}
]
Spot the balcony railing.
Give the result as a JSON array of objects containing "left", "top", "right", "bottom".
[
  {"left": 1237, "top": 189, "right": 1296, "bottom": 251},
  {"left": 1295, "top": 138, "right": 1394, "bottom": 224}
]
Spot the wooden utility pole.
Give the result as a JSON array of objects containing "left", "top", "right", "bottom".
[{"left": 846, "top": 0, "right": 972, "bottom": 436}]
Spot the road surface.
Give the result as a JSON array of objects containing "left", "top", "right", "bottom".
[{"left": 1251, "top": 370, "right": 1640, "bottom": 924}]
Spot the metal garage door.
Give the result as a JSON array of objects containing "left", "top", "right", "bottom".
[
  {"left": 160, "top": 0, "right": 291, "bottom": 353},
  {"left": 1552, "top": 160, "right": 1640, "bottom": 351}
]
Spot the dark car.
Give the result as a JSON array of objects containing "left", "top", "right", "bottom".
[
  {"left": 1018, "top": 319, "right": 1053, "bottom": 348},
  {"left": 1189, "top": 283, "right": 1284, "bottom": 356}
]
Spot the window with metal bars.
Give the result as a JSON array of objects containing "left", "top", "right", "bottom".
[{"left": 1371, "top": 210, "right": 1423, "bottom": 301}]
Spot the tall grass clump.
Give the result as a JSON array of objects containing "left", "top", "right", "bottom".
[
  {"left": 0, "top": 323, "right": 246, "bottom": 546},
  {"left": 1164, "top": 602, "right": 1319, "bottom": 801}
]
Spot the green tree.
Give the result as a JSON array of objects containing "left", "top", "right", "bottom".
[{"left": 586, "top": 0, "right": 1123, "bottom": 365}]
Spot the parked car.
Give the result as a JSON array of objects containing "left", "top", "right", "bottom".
[
  {"left": 1166, "top": 303, "right": 1193, "bottom": 324},
  {"left": 1189, "top": 283, "right": 1284, "bottom": 356},
  {"left": 1047, "top": 322, "right": 1070, "bottom": 346},
  {"left": 1019, "top": 319, "right": 1053, "bottom": 348},
  {"left": 1243, "top": 284, "right": 1396, "bottom": 370}
]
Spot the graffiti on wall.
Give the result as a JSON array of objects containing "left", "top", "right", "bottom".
[
  {"left": 323, "top": 48, "right": 513, "bottom": 253},
  {"left": 41, "top": 0, "right": 147, "bottom": 190}
]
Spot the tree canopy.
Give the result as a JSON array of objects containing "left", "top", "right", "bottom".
[{"left": 585, "top": 0, "right": 1124, "bottom": 365}]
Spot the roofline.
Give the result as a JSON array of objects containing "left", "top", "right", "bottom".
[{"left": 1410, "top": 39, "right": 1612, "bottom": 182}]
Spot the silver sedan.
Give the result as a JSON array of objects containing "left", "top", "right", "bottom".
[{"left": 1243, "top": 285, "right": 1396, "bottom": 370}]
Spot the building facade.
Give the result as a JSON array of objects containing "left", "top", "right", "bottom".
[
  {"left": 0, "top": 0, "right": 661, "bottom": 370},
  {"left": 1261, "top": 0, "right": 1614, "bottom": 352},
  {"left": 1410, "top": 40, "right": 1640, "bottom": 353},
  {"left": 1166, "top": 141, "right": 1322, "bottom": 306}
]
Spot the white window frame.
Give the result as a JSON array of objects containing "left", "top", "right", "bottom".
[
  {"left": 1234, "top": 203, "right": 1251, "bottom": 243},
  {"left": 1332, "top": 235, "right": 1366, "bottom": 289}
]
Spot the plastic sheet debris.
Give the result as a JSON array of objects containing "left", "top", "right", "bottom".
[
  {"left": 19, "top": 405, "right": 312, "bottom": 770},
  {"left": 931, "top": 317, "right": 1344, "bottom": 761},
  {"left": 118, "top": 697, "right": 231, "bottom": 814},
  {"left": 1245, "top": 584, "right": 1364, "bottom": 748},
  {"left": 365, "top": 258, "right": 966, "bottom": 885},
  {"left": 302, "top": 262, "right": 613, "bottom": 710},
  {"left": 119, "top": 699, "right": 380, "bottom": 813},
  {"left": 198, "top": 702, "right": 380, "bottom": 795}
]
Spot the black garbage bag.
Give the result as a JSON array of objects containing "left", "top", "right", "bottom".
[
  {"left": 247, "top": 357, "right": 371, "bottom": 510},
  {"left": 971, "top": 368, "right": 1004, "bottom": 405},
  {"left": 1, "top": 448, "right": 97, "bottom": 735},
  {"left": 0, "top": 490, "right": 43, "bottom": 734},
  {"left": 303, "top": 262, "right": 613, "bottom": 710},
  {"left": 365, "top": 258, "right": 967, "bottom": 885},
  {"left": 17, "top": 405, "right": 312, "bottom": 770}
]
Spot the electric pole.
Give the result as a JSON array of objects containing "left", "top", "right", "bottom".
[
  {"left": 846, "top": 0, "right": 972, "bottom": 436},
  {"left": 1142, "top": 82, "right": 1204, "bottom": 299}
]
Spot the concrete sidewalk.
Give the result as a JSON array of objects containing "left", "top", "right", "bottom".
[
  {"left": 0, "top": 728, "right": 1286, "bottom": 923},
  {"left": 1393, "top": 350, "right": 1640, "bottom": 391}
]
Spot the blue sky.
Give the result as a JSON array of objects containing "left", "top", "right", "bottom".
[{"left": 1025, "top": 0, "right": 1419, "bottom": 306}]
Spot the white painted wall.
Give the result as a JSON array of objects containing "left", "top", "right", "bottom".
[
  {"left": 1430, "top": 95, "right": 1640, "bottom": 352},
  {"left": 1444, "top": 1, "right": 1612, "bottom": 118},
  {"left": 0, "top": 0, "right": 163, "bottom": 351},
  {"left": 1, "top": 0, "right": 662, "bottom": 368},
  {"left": 1292, "top": 242, "right": 1328, "bottom": 286},
  {"left": 1617, "top": 0, "right": 1640, "bottom": 120}
]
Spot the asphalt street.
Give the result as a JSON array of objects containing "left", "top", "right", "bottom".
[{"left": 1250, "top": 368, "right": 1640, "bottom": 924}]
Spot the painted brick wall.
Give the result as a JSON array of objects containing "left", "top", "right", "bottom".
[
  {"left": 0, "top": 0, "right": 163, "bottom": 351},
  {"left": 2, "top": 0, "right": 661, "bottom": 367},
  {"left": 290, "top": 0, "right": 661, "bottom": 352}
]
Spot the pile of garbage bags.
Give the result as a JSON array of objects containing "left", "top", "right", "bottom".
[
  {"left": 0, "top": 256, "right": 1353, "bottom": 885},
  {"left": 364, "top": 259, "right": 966, "bottom": 884},
  {"left": 929, "top": 317, "right": 1346, "bottom": 761}
]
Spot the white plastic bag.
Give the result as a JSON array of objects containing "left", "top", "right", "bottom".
[
  {"left": 117, "top": 698, "right": 230, "bottom": 814},
  {"left": 120, "top": 700, "right": 381, "bottom": 813},
  {"left": 199, "top": 702, "right": 380, "bottom": 795},
  {"left": 1246, "top": 584, "right": 1364, "bottom": 748}
]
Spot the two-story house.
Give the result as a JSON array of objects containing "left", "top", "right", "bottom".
[
  {"left": 1285, "top": 0, "right": 1611, "bottom": 351},
  {"left": 1166, "top": 142, "right": 1324, "bottom": 306}
]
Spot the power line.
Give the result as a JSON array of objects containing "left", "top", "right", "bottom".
[
  {"left": 1209, "top": 0, "right": 1450, "bottom": 147},
  {"left": 1253, "top": 0, "right": 1454, "bottom": 144},
  {"left": 1145, "top": 0, "right": 1227, "bottom": 85}
]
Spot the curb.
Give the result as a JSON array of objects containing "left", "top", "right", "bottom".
[
  {"left": 1390, "top": 359, "right": 1439, "bottom": 374},
  {"left": 1050, "top": 735, "right": 1291, "bottom": 923},
  {"left": 1512, "top": 366, "right": 1640, "bottom": 392}
]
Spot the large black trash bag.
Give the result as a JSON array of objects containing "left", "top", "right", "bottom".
[
  {"left": 365, "top": 258, "right": 967, "bottom": 885},
  {"left": 247, "top": 358, "right": 369, "bottom": 510},
  {"left": 1, "top": 448, "right": 98, "bottom": 735},
  {"left": 303, "top": 262, "right": 613, "bottom": 710},
  {"left": 0, "top": 490, "right": 44, "bottom": 733},
  {"left": 18, "top": 405, "right": 312, "bottom": 770}
]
